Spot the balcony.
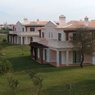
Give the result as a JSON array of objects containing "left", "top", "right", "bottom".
[
  {"left": 48, "top": 39, "right": 73, "bottom": 48},
  {"left": 9, "top": 31, "right": 39, "bottom": 37},
  {"left": 33, "top": 37, "right": 73, "bottom": 49},
  {"left": 33, "top": 37, "right": 48, "bottom": 46}
]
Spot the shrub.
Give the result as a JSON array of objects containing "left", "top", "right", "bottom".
[
  {"left": 7, "top": 75, "right": 19, "bottom": 95},
  {"left": 7, "top": 76, "right": 19, "bottom": 90},
  {"left": 2, "top": 38, "right": 7, "bottom": 43},
  {"left": 28, "top": 71, "right": 43, "bottom": 95},
  {"left": 0, "top": 58, "right": 12, "bottom": 74}
]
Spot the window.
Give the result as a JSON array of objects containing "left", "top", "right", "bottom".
[
  {"left": 22, "top": 28, "right": 24, "bottom": 32},
  {"left": 58, "top": 33, "right": 62, "bottom": 41},
  {"left": 30, "top": 37, "right": 33, "bottom": 42},
  {"left": 66, "top": 33, "right": 69, "bottom": 41},
  {"left": 14, "top": 28, "right": 16, "bottom": 31},
  {"left": 26, "top": 27, "right": 27, "bottom": 32},
  {"left": 59, "top": 51, "right": 62, "bottom": 64},
  {"left": 73, "top": 33, "right": 77, "bottom": 40},
  {"left": 39, "top": 30, "right": 41, "bottom": 38},
  {"left": 49, "top": 32, "right": 53, "bottom": 38},
  {"left": 73, "top": 51, "right": 81, "bottom": 63},
  {"left": 51, "top": 33, "right": 53, "bottom": 38},
  {"left": 49, "top": 32, "right": 50, "bottom": 38},
  {"left": 42, "top": 32, "right": 44, "bottom": 38},
  {"left": 30, "top": 28, "right": 35, "bottom": 31},
  {"left": 92, "top": 32, "right": 95, "bottom": 39},
  {"left": 45, "top": 49, "right": 47, "bottom": 61}
]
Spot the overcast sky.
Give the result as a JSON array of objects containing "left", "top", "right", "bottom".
[{"left": 0, "top": 0, "right": 95, "bottom": 24}]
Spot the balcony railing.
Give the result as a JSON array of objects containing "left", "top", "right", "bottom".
[
  {"left": 9, "top": 31, "right": 39, "bottom": 36},
  {"left": 33, "top": 37, "right": 73, "bottom": 48}
]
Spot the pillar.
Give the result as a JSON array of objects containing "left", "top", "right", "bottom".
[
  {"left": 46, "top": 48, "right": 50, "bottom": 63},
  {"left": 21, "top": 36, "right": 23, "bottom": 45},
  {"left": 25, "top": 36, "right": 28, "bottom": 44},
  {"left": 66, "top": 50, "right": 69, "bottom": 66},
  {"left": 40, "top": 48, "right": 43, "bottom": 64},
  {"left": 56, "top": 51, "right": 60, "bottom": 67}
]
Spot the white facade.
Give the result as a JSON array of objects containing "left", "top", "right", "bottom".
[
  {"left": 8, "top": 20, "right": 48, "bottom": 45},
  {"left": 33, "top": 21, "right": 75, "bottom": 67},
  {"left": 32, "top": 16, "right": 93, "bottom": 67}
]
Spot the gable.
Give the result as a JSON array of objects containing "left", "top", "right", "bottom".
[
  {"left": 16, "top": 21, "right": 23, "bottom": 27},
  {"left": 15, "top": 21, "right": 24, "bottom": 32},
  {"left": 45, "top": 21, "right": 57, "bottom": 28}
]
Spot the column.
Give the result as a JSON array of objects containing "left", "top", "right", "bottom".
[
  {"left": 66, "top": 50, "right": 69, "bottom": 66},
  {"left": 21, "top": 36, "right": 23, "bottom": 45},
  {"left": 25, "top": 36, "right": 28, "bottom": 44},
  {"left": 56, "top": 51, "right": 60, "bottom": 67},
  {"left": 8, "top": 35, "right": 10, "bottom": 43},
  {"left": 38, "top": 48, "right": 40, "bottom": 59},
  {"left": 16, "top": 36, "right": 19, "bottom": 44},
  {"left": 46, "top": 48, "right": 50, "bottom": 63},
  {"left": 12, "top": 36, "right": 14, "bottom": 44},
  {"left": 40, "top": 48, "right": 43, "bottom": 64},
  {"left": 14, "top": 36, "right": 16, "bottom": 44}
]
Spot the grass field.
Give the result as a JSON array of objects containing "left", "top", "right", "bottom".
[{"left": 0, "top": 34, "right": 95, "bottom": 95}]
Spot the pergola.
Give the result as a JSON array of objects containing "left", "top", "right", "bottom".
[{"left": 30, "top": 42, "right": 48, "bottom": 64}]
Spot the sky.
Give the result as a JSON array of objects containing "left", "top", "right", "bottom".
[{"left": 0, "top": 0, "right": 95, "bottom": 24}]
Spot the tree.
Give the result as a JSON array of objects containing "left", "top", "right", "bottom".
[{"left": 71, "top": 27, "right": 95, "bottom": 68}]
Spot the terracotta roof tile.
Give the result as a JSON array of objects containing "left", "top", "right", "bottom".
[{"left": 22, "top": 21, "right": 48, "bottom": 26}]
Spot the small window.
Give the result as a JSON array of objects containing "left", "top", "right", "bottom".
[
  {"left": 22, "top": 28, "right": 24, "bottom": 32},
  {"left": 73, "top": 51, "right": 81, "bottom": 63},
  {"left": 58, "top": 33, "right": 62, "bottom": 41},
  {"left": 73, "top": 33, "right": 77, "bottom": 40},
  {"left": 30, "top": 28, "right": 35, "bottom": 31},
  {"left": 26, "top": 27, "right": 27, "bottom": 32},
  {"left": 15, "top": 28, "right": 16, "bottom": 31},
  {"left": 30, "top": 37, "right": 33, "bottom": 42},
  {"left": 39, "top": 30, "right": 41, "bottom": 38},
  {"left": 42, "top": 32, "right": 44, "bottom": 38},
  {"left": 51, "top": 33, "right": 53, "bottom": 38},
  {"left": 66, "top": 33, "right": 69, "bottom": 41},
  {"left": 45, "top": 49, "right": 47, "bottom": 60},
  {"left": 49, "top": 32, "right": 50, "bottom": 38}
]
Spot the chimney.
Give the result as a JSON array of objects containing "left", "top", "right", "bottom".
[
  {"left": 59, "top": 15, "right": 66, "bottom": 26},
  {"left": 37, "top": 19, "right": 40, "bottom": 24},
  {"left": 84, "top": 16, "right": 89, "bottom": 22},
  {"left": 37, "top": 19, "right": 39, "bottom": 22},
  {"left": 84, "top": 16, "right": 89, "bottom": 26},
  {"left": 23, "top": 18, "right": 29, "bottom": 24}
]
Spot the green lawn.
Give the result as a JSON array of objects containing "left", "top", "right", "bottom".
[{"left": 0, "top": 34, "right": 95, "bottom": 95}]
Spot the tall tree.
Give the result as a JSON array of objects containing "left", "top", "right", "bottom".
[{"left": 71, "top": 27, "right": 95, "bottom": 68}]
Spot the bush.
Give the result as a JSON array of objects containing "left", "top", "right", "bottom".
[
  {"left": 28, "top": 71, "right": 43, "bottom": 95},
  {"left": 0, "top": 58, "right": 12, "bottom": 74},
  {"left": 7, "top": 76, "right": 19, "bottom": 90},
  {"left": 7, "top": 75, "right": 19, "bottom": 95},
  {"left": 2, "top": 38, "right": 7, "bottom": 43}
]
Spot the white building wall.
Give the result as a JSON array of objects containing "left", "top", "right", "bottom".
[
  {"left": 15, "top": 22, "right": 25, "bottom": 32},
  {"left": 43, "top": 22, "right": 66, "bottom": 41}
]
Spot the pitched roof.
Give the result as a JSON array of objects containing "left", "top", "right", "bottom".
[
  {"left": 56, "top": 20, "right": 95, "bottom": 30},
  {"left": 22, "top": 20, "right": 48, "bottom": 26}
]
